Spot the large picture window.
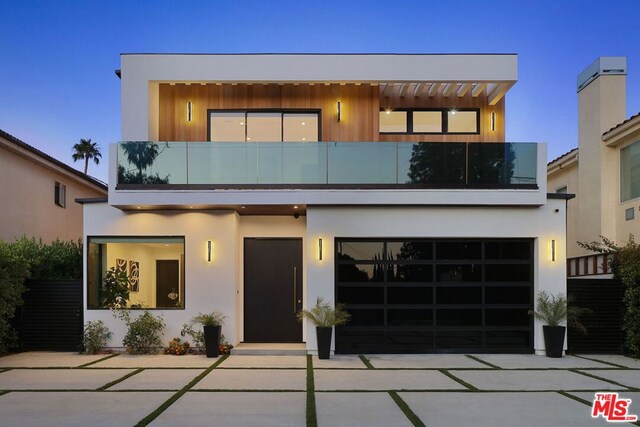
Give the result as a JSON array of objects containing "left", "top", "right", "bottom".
[
  {"left": 621, "top": 141, "right": 640, "bottom": 202},
  {"left": 87, "top": 237, "right": 185, "bottom": 309},
  {"left": 209, "top": 110, "right": 320, "bottom": 142}
]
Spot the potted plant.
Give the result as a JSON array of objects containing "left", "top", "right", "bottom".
[
  {"left": 190, "top": 312, "right": 227, "bottom": 358},
  {"left": 529, "top": 291, "right": 589, "bottom": 358},
  {"left": 298, "top": 298, "right": 350, "bottom": 359}
]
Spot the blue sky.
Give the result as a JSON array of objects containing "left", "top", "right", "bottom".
[{"left": 1, "top": 0, "right": 638, "bottom": 182}]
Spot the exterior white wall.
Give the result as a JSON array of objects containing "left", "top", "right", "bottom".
[
  {"left": 304, "top": 201, "right": 567, "bottom": 355},
  {"left": 85, "top": 199, "right": 566, "bottom": 355},
  {"left": 83, "top": 203, "right": 240, "bottom": 348}
]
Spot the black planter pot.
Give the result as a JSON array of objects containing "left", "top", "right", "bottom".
[
  {"left": 203, "top": 325, "right": 221, "bottom": 358},
  {"left": 316, "top": 327, "right": 332, "bottom": 360},
  {"left": 543, "top": 325, "right": 566, "bottom": 358}
]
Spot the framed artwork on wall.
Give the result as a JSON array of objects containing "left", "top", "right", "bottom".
[{"left": 129, "top": 260, "right": 140, "bottom": 292}]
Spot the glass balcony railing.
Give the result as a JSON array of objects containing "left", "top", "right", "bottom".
[{"left": 116, "top": 141, "right": 538, "bottom": 187}]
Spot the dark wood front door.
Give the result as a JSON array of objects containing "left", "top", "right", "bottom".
[
  {"left": 244, "top": 238, "right": 303, "bottom": 342},
  {"left": 156, "top": 260, "right": 180, "bottom": 308}
]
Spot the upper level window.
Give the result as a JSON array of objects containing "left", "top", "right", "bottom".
[
  {"left": 54, "top": 182, "right": 66, "bottom": 208},
  {"left": 209, "top": 110, "right": 319, "bottom": 142},
  {"left": 379, "top": 109, "right": 479, "bottom": 135},
  {"left": 621, "top": 141, "right": 640, "bottom": 202},
  {"left": 380, "top": 111, "right": 407, "bottom": 133}
]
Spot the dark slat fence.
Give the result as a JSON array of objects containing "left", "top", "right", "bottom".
[
  {"left": 567, "top": 278, "right": 623, "bottom": 354},
  {"left": 14, "top": 279, "right": 83, "bottom": 351}
]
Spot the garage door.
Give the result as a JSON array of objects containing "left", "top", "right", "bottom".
[{"left": 335, "top": 239, "right": 534, "bottom": 354}]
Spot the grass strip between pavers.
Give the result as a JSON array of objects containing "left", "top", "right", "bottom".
[
  {"left": 557, "top": 391, "right": 640, "bottom": 427},
  {"left": 0, "top": 390, "right": 10, "bottom": 396},
  {"left": 438, "top": 369, "right": 478, "bottom": 391},
  {"left": 570, "top": 354, "right": 629, "bottom": 369},
  {"left": 97, "top": 368, "right": 144, "bottom": 391},
  {"left": 77, "top": 353, "right": 119, "bottom": 368},
  {"left": 389, "top": 391, "right": 426, "bottom": 427},
  {"left": 133, "top": 355, "right": 228, "bottom": 427},
  {"left": 465, "top": 354, "right": 502, "bottom": 369},
  {"left": 359, "top": 355, "right": 374, "bottom": 369},
  {"left": 306, "top": 355, "right": 317, "bottom": 427},
  {"left": 569, "top": 368, "right": 636, "bottom": 390},
  {"left": 0, "top": 368, "right": 10, "bottom": 373}
]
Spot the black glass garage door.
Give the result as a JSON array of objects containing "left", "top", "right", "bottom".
[{"left": 334, "top": 239, "right": 534, "bottom": 354}]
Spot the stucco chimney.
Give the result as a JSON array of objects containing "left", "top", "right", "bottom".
[{"left": 576, "top": 57, "right": 627, "bottom": 253}]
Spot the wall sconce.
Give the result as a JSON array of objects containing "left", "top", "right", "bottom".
[
  {"left": 187, "top": 101, "right": 193, "bottom": 122},
  {"left": 490, "top": 111, "right": 496, "bottom": 131},
  {"left": 318, "top": 238, "right": 323, "bottom": 261},
  {"left": 336, "top": 102, "right": 341, "bottom": 122},
  {"left": 207, "top": 240, "right": 213, "bottom": 262},
  {"left": 550, "top": 239, "right": 556, "bottom": 262}
]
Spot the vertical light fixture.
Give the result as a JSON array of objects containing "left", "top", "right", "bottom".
[
  {"left": 187, "top": 101, "right": 193, "bottom": 122},
  {"left": 550, "top": 239, "right": 556, "bottom": 262},
  {"left": 318, "top": 238, "right": 323, "bottom": 261},
  {"left": 207, "top": 240, "right": 213, "bottom": 262},
  {"left": 490, "top": 111, "right": 496, "bottom": 131},
  {"left": 337, "top": 101, "right": 341, "bottom": 122}
]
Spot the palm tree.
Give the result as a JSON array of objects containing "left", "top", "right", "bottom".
[{"left": 72, "top": 139, "right": 102, "bottom": 174}]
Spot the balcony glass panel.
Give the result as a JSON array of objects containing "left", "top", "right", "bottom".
[{"left": 116, "top": 141, "right": 537, "bottom": 187}]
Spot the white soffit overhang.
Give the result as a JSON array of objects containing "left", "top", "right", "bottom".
[{"left": 121, "top": 54, "right": 518, "bottom": 106}]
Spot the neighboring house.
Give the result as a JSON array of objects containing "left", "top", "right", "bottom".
[
  {"left": 0, "top": 129, "right": 107, "bottom": 242},
  {"left": 548, "top": 57, "right": 637, "bottom": 277},
  {"left": 82, "top": 54, "right": 567, "bottom": 355}
]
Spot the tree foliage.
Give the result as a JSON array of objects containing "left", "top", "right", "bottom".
[
  {"left": 579, "top": 235, "right": 640, "bottom": 355},
  {"left": 0, "top": 241, "right": 30, "bottom": 354}
]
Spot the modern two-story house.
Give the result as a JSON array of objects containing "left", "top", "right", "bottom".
[{"left": 82, "top": 54, "right": 567, "bottom": 355}]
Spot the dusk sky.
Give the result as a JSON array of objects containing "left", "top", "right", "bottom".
[{"left": 1, "top": 0, "right": 638, "bottom": 182}]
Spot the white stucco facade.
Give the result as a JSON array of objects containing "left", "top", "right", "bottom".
[{"left": 84, "top": 198, "right": 567, "bottom": 355}]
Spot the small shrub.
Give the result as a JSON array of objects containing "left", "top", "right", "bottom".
[
  {"left": 101, "top": 267, "right": 130, "bottom": 308},
  {"left": 180, "top": 322, "right": 205, "bottom": 351},
  {"left": 165, "top": 337, "right": 190, "bottom": 355},
  {"left": 116, "top": 310, "right": 165, "bottom": 354},
  {"left": 81, "top": 320, "right": 112, "bottom": 354},
  {"left": 219, "top": 335, "right": 234, "bottom": 355}
]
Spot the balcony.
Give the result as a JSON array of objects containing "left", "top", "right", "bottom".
[{"left": 115, "top": 142, "right": 538, "bottom": 189}]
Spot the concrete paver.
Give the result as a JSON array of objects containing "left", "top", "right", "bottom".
[
  {"left": 580, "top": 355, "right": 640, "bottom": 369},
  {"left": 0, "top": 352, "right": 107, "bottom": 368},
  {"left": 470, "top": 354, "right": 613, "bottom": 369},
  {"left": 0, "top": 368, "right": 136, "bottom": 390},
  {"left": 91, "top": 354, "right": 212, "bottom": 368},
  {"left": 0, "top": 391, "right": 173, "bottom": 427},
  {"left": 316, "top": 392, "right": 413, "bottom": 427},
  {"left": 193, "top": 369, "right": 306, "bottom": 390},
  {"left": 150, "top": 392, "right": 306, "bottom": 427},
  {"left": 401, "top": 392, "right": 622, "bottom": 427},
  {"left": 366, "top": 354, "right": 490, "bottom": 369},
  {"left": 219, "top": 355, "right": 306, "bottom": 369},
  {"left": 451, "top": 369, "right": 627, "bottom": 391},
  {"left": 314, "top": 369, "right": 464, "bottom": 391},
  {"left": 108, "top": 368, "right": 204, "bottom": 390},
  {"left": 576, "top": 369, "right": 640, "bottom": 389},
  {"left": 313, "top": 355, "right": 368, "bottom": 369}
]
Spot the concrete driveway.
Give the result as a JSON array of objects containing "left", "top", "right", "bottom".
[{"left": 0, "top": 352, "right": 638, "bottom": 426}]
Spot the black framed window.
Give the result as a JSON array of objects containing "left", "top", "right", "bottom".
[
  {"left": 379, "top": 109, "right": 480, "bottom": 135},
  {"left": 54, "top": 181, "right": 66, "bottom": 208},
  {"left": 208, "top": 110, "right": 321, "bottom": 142},
  {"left": 335, "top": 238, "right": 533, "bottom": 354},
  {"left": 87, "top": 236, "right": 185, "bottom": 310}
]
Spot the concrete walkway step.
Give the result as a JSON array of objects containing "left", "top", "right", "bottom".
[{"left": 231, "top": 343, "right": 307, "bottom": 356}]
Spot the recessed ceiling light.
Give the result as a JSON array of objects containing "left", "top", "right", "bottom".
[
  {"left": 189, "top": 206, "right": 194, "bottom": 209},
  {"left": 450, "top": 109, "right": 457, "bottom": 115},
  {"left": 240, "top": 122, "right": 244, "bottom": 125},
  {"left": 385, "top": 110, "right": 391, "bottom": 115},
  {"left": 301, "top": 122, "right": 306, "bottom": 126},
  {"left": 247, "top": 137, "right": 251, "bottom": 141},
  {"left": 302, "top": 137, "right": 306, "bottom": 141},
  {"left": 293, "top": 205, "right": 299, "bottom": 209},
  {"left": 136, "top": 206, "right": 141, "bottom": 209},
  {"left": 241, "top": 206, "right": 246, "bottom": 209}
]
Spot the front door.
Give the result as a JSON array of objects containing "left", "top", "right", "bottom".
[{"left": 244, "top": 238, "right": 303, "bottom": 342}]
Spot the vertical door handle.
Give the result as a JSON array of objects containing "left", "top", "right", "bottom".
[{"left": 293, "top": 266, "right": 297, "bottom": 313}]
